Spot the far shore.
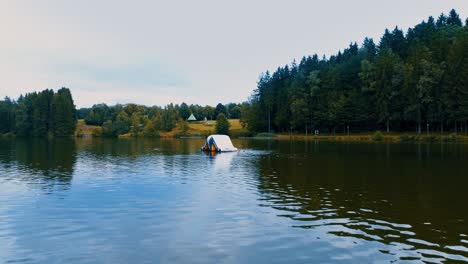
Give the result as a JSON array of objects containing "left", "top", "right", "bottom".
[
  {"left": 255, "top": 132, "right": 468, "bottom": 143},
  {"left": 2, "top": 119, "right": 467, "bottom": 143}
]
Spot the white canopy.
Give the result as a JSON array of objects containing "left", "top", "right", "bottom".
[
  {"left": 187, "top": 114, "right": 197, "bottom": 121},
  {"left": 201, "top": 135, "right": 238, "bottom": 152}
]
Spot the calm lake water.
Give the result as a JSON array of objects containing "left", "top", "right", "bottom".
[{"left": 0, "top": 138, "right": 467, "bottom": 263}]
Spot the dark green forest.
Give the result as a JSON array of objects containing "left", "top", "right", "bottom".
[
  {"left": 0, "top": 88, "right": 76, "bottom": 137},
  {"left": 241, "top": 9, "right": 468, "bottom": 134}
]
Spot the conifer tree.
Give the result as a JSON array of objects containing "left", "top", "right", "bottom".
[
  {"left": 52, "top": 88, "right": 77, "bottom": 137},
  {"left": 447, "top": 9, "right": 462, "bottom": 26}
]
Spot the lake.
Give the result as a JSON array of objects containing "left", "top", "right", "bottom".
[{"left": 0, "top": 138, "right": 467, "bottom": 263}]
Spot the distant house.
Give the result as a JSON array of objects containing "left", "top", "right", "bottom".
[{"left": 187, "top": 114, "right": 197, "bottom": 121}]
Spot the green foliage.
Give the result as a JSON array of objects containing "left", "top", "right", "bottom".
[
  {"left": 142, "top": 120, "right": 158, "bottom": 137},
  {"left": 255, "top": 132, "right": 276, "bottom": 138},
  {"left": 73, "top": 101, "right": 233, "bottom": 137},
  {"left": 102, "top": 120, "right": 114, "bottom": 137},
  {"left": 215, "top": 103, "right": 227, "bottom": 118},
  {"left": 113, "top": 111, "right": 131, "bottom": 135},
  {"left": 372, "top": 131, "right": 384, "bottom": 141},
  {"left": 179, "top": 102, "right": 190, "bottom": 120},
  {"left": 161, "top": 104, "right": 177, "bottom": 132},
  {"left": 75, "top": 126, "right": 84, "bottom": 138},
  {"left": 77, "top": 108, "right": 90, "bottom": 120},
  {"left": 0, "top": 97, "right": 15, "bottom": 133},
  {"left": 202, "top": 105, "right": 215, "bottom": 120},
  {"left": 14, "top": 100, "right": 31, "bottom": 136},
  {"left": 0, "top": 88, "right": 77, "bottom": 137},
  {"left": 84, "top": 104, "right": 112, "bottom": 126},
  {"left": 32, "top": 89, "right": 54, "bottom": 136},
  {"left": 242, "top": 9, "right": 468, "bottom": 135},
  {"left": 447, "top": 9, "right": 463, "bottom": 26},
  {"left": 178, "top": 119, "right": 190, "bottom": 135},
  {"left": 215, "top": 113, "right": 230, "bottom": 135},
  {"left": 130, "top": 113, "right": 141, "bottom": 135},
  {"left": 228, "top": 105, "right": 242, "bottom": 119},
  {"left": 399, "top": 134, "right": 417, "bottom": 142},
  {"left": 52, "top": 88, "right": 77, "bottom": 137},
  {"left": 92, "top": 127, "right": 102, "bottom": 137},
  {"left": 442, "top": 133, "right": 458, "bottom": 142}
]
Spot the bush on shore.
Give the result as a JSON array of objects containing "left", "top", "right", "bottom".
[{"left": 372, "top": 131, "right": 384, "bottom": 141}]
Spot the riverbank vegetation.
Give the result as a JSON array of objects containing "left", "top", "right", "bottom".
[
  {"left": 1, "top": 92, "right": 245, "bottom": 138},
  {"left": 75, "top": 118, "right": 248, "bottom": 138},
  {"left": 271, "top": 132, "right": 468, "bottom": 143},
  {"left": 0, "top": 88, "right": 76, "bottom": 137},
  {"left": 241, "top": 9, "right": 468, "bottom": 135},
  {"left": 76, "top": 102, "right": 245, "bottom": 138}
]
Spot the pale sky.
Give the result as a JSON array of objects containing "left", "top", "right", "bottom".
[{"left": 1, "top": 0, "right": 467, "bottom": 108}]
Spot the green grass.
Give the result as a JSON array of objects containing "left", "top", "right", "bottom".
[
  {"left": 186, "top": 119, "right": 247, "bottom": 137},
  {"left": 75, "top": 119, "right": 101, "bottom": 137}
]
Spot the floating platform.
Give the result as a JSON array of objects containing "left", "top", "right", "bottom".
[{"left": 201, "top": 135, "right": 238, "bottom": 152}]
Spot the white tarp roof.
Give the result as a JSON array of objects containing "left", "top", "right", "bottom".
[
  {"left": 187, "top": 114, "right": 196, "bottom": 121},
  {"left": 202, "top": 135, "right": 238, "bottom": 152}
]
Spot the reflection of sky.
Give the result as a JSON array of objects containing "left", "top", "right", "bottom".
[
  {"left": 1, "top": 142, "right": 468, "bottom": 263},
  {"left": 0, "top": 151, "right": 336, "bottom": 263}
]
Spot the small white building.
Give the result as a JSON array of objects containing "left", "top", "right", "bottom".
[{"left": 187, "top": 114, "right": 197, "bottom": 121}]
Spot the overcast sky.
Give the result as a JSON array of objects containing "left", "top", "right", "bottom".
[{"left": 1, "top": 0, "right": 467, "bottom": 107}]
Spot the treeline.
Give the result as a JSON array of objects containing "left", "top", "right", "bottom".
[
  {"left": 1, "top": 86, "right": 243, "bottom": 138},
  {"left": 76, "top": 102, "right": 243, "bottom": 137},
  {"left": 0, "top": 88, "right": 77, "bottom": 137},
  {"left": 241, "top": 10, "right": 468, "bottom": 134}
]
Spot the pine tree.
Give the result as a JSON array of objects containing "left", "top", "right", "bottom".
[
  {"left": 373, "top": 49, "right": 404, "bottom": 132},
  {"left": 362, "top": 38, "right": 377, "bottom": 61},
  {"left": 32, "top": 89, "right": 54, "bottom": 136},
  {"left": 0, "top": 97, "right": 15, "bottom": 133},
  {"left": 14, "top": 95, "right": 33, "bottom": 136},
  {"left": 436, "top": 13, "right": 447, "bottom": 28},
  {"left": 447, "top": 9, "right": 462, "bottom": 27},
  {"left": 443, "top": 27, "right": 468, "bottom": 132},
  {"left": 214, "top": 103, "right": 227, "bottom": 118},
  {"left": 52, "top": 88, "right": 77, "bottom": 137},
  {"left": 179, "top": 102, "right": 190, "bottom": 120}
]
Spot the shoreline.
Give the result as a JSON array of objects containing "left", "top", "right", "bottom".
[
  {"left": 3, "top": 132, "right": 468, "bottom": 143},
  {"left": 254, "top": 132, "right": 468, "bottom": 143}
]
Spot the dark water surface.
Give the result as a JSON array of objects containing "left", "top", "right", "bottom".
[{"left": 0, "top": 138, "right": 467, "bottom": 263}]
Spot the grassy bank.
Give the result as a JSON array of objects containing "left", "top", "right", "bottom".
[
  {"left": 270, "top": 132, "right": 468, "bottom": 143},
  {"left": 75, "top": 120, "right": 102, "bottom": 137},
  {"left": 182, "top": 119, "right": 249, "bottom": 137},
  {"left": 75, "top": 119, "right": 250, "bottom": 138}
]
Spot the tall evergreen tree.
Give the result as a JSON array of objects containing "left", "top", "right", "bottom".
[
  {"left": 0, "top": 97, "right": 15, "bottom": 133},
  {"left": 52, "top": 88, "right": 77, "bottom": 136},
  {"left": 443, "top": 26, "right": 468, "bottom": 132},
  {"left": 447, "top": 9, "right": 462, "bottom": 26},
  {"left": 32, "top": 89, "right": 54, "bottom": 136},
  {"left": 179, "top": 102, "right": 190, "bottom": 120}
]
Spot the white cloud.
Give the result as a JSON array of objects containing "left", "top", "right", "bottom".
[{"left": 1, "top": 0, "right": 467, "bottom": 107}]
